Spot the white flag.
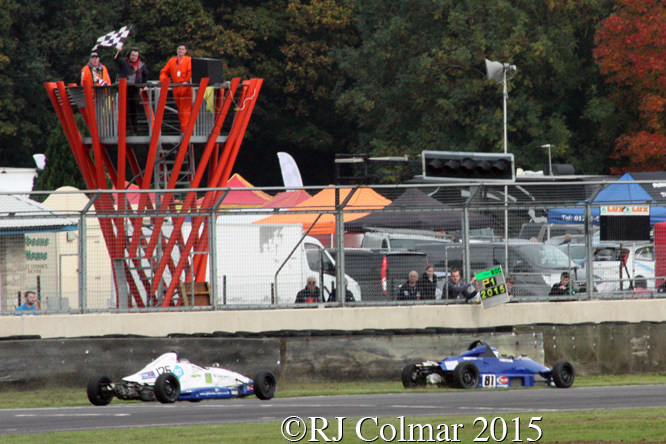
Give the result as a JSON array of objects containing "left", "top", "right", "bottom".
[
  {"left": 92, "top": 26, "right": 131, "bottom": 51},
  {"left": 277, "top": 152, "right": 304, "bottom": 190}
]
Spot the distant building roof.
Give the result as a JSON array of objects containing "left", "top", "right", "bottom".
[
  {"left": 0, "top": 193, "right": 78, "bottom": 235},
  {"left": 0, "top": 168, "right": 38, "bottom": 194}
]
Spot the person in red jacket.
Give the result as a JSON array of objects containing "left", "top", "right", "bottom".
[
  {"left": 81, "top": 52, "right": 111, "bottom": 86},
  {"left": 159, "top": 43, "right": 192, "bottom": 131}
]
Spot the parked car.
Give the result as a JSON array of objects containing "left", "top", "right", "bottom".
[
  {"left": 519, "top": 223, "right": 589, "bottom": 243},
  {"left": 324, "top": 248, "right": 428, "bottom": 301},
  {"left": 592, "top": 243, "right": 655, "bottom": 292},
  {"left": 556, "top": 243, "right": 587, "bottom": 269},
  {"left": 422, "top": 240, "right": 579, "bottom": 298},
  {"left": 361, "top": 228, "right": 452, "bottom": 250}
]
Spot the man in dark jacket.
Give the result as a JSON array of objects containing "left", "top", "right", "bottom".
[
  {"left": 397, "top": 270, "right": 422, "bottom": 300},
  {"left": 549, "top": 271, "right": 575, "bottom": 296},
  {"left": 295, "top": 277, "right": 321, "bottom": 303},
  {"left": 445, "top": 268, "right": 477, "bottom": 300},
  {"left": 115, "top": 44, "right": 149, "bottom": 135}
]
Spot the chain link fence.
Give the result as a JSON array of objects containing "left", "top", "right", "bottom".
[{"left": 3, "top": 178, "right": 666, "bottom": 314}]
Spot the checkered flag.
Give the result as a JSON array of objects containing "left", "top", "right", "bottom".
[{"left": 91, "top": 25, "right": 131, "bottom": 51}]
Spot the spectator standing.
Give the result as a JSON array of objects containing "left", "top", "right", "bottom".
[
  {"left": 295, "top": 277, "right": 321, "bottom": 303},
  {"left": 81, "top": 52, "right": 111, "bottom": 86},
  {"left": 445, "top": 268, "right": 477, "bottom": 300},
  {"left": 16, "top": 291, "right": 40, "bottom": 313},
  {"left": 549, "top": 271, "right": 575, "bottom": 296},
  {"left": 115, "top": 44, "right": 149, "bottom": 135},
  {"left": 327, "top": 279, "right": 355, "bottom": 302},
  {"left": 505, "top": 276, "right": 515, "bottom": 298},
  {"left": 397, "top": 270, "right": 422, "bottom": 300},
  {"left": 159, "top": 43, "right": 192, "bottom": 131},
  {"left": 419, "top": 265, "right": 437, "bottom": 300}
]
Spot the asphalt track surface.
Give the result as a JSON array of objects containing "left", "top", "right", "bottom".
[{"left": 2, "top": 385, "right": 666, "bottom": 435}]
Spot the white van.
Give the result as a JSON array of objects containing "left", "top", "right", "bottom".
[
  {"left": 361, "top": 229, "right": 452, "bottom": 250},
  {"left": 214, "top": 223, "right": 360, "bottom": 305}
]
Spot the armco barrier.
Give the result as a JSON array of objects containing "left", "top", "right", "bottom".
[{"left": 2, "top": 324, "right": 666, "bottom": 389}]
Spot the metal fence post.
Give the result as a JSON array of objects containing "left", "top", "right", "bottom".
[
  {"left": 335, "top": 192, "right": 345, "bottom": 306},
  {"left": 78, "top": 194, "right": 97, "bottom": 313},
  {"left": 463, "top": 186, "right": 481, "bottom": 285},
  {"left": 208, "top": 207, "right": 218, "bottom": 308},
  {"left": 585, "top": 183, "right": 605, "bottom": 300}
]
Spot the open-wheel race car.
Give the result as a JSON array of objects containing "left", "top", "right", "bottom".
[
  {"left": 402, "top": 340, "right": 574, "bottom": 389},
  {"left": 87, "top": 352, "right": 277, "bottom": 405}
]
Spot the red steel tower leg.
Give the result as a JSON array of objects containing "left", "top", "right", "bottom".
[{"left": 46, "top": 77, "right": 261, "bottom": 308}]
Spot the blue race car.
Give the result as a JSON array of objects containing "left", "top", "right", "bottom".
[
  {"left": 87, "top": 352, "right": 277, "bottom": 405},
  {"left": 402, "top": 340, "right": 574, "bottom": 389}
]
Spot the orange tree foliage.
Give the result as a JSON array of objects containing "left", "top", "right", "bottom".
[{"left": 594, "top": 0, "right": 666, "bottom": 173}]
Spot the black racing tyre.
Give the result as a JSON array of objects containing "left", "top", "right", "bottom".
[
  {"left": 154, "top": 373, "right": 181, "bottom": 403},
  {"left": 253, "top": 370, "right": 277, "bottom": 400},
  {"left": 401, "top": 363, "right": 426, "bottom": 389},
  {"left": 453, "top": 361, "right": 480, "bottom": 389},
  {"left": 87, "top": 375, "right": 114, "bottom": 406},
  {"left": 552, "top": 360, "right": 575, "bottom": 388}
]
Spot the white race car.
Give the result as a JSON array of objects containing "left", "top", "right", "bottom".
[{"left": 87, "top": 352, "right": 277, "bottom": 405}]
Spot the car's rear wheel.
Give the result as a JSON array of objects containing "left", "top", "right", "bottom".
[
  {"left": 552, "top": 360, "right": 575, "bottom": 388},
  {"left": 254, "top": 370, "right": 277, "bottom": 400},
  {"left": 87, "top": 375, "right": 114, "bottom": 406},
  {"left": 453, "top": 361, "right": 479, "bottom": 389},
  {"left": 154, "top": 373, "right": 181, "bottom": 403},
  {"left": 401, "top": 363, "right": 426, "bottom": 388}
]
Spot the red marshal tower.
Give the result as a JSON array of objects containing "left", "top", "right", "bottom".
[{"left": 45, "top": 73, "right": 262, "bottom": 308}]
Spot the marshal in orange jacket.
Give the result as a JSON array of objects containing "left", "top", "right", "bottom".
[
  {"left": 81, "top": 64, "right": 112, "bottom": 86},
  {"left": 160, "top": 55, "right": 193, "bottom": 131}
]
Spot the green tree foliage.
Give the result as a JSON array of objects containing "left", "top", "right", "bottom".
[
  {"left": 334, "top": 0, "right": 619, "bottom": 175},
  {"left": 131, "top": 0, "right": 220, "bottom": 65},
  {"left": 207, "top": 0, "right": 359, "bottom": 185},
  {"left": 0, "top": 0, "right": 653, "bottom": 191},
  {"left": 0, "top": 0, "right": 33, "bottom": 168}
]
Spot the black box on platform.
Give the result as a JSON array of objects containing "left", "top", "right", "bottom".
[{"left": 191, "top": 58, "right": 224, "bottom": 84}]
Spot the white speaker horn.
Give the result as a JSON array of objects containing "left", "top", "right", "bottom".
[{"left": 485, "top": 59, "right": 505, "bottom": 84}]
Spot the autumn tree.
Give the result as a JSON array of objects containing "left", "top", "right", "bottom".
[{"left": 594, "top": 0, "right": 666, "bottom": 173}]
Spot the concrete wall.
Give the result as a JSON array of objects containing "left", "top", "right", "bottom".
[
  {"left": 2, "top": 324, "right": 666, "bottom": 389},
  {"left": 5, "top": 299, "right": 666, "bottom": 339},
  {"left": 0, "top": 333, "right": 538, "bottom": 388}
]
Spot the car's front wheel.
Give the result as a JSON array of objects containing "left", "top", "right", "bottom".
[
  {"left": 87, "top": 375, "right": 114, "bottom": 406},
  {"left": 254, "top": 370, "right": 277, "bottom": 400},
  {"left": 401, "top": 363, "right": 426, "bottom": 388},
  {"left": 453, "top": 361, "right": 479, "bottom": 389},
  {"left": 154, "top": 373, "right": 181, "bottom": 403},
  {"left": 552, "top": 360, "right": 575, "bottom": 388}
]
